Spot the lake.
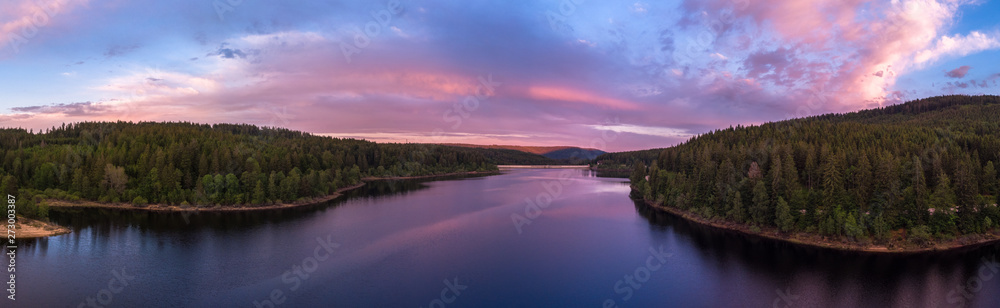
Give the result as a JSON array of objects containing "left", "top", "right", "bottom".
[{"left": 13, "top": 169, "right": 1000, "bottom": 307}]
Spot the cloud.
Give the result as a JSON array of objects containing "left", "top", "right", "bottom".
[
  {"left": 10, "top": 101, "right": 111, "bottom": 116},
  {"left": 215, "top": 47, "right": 246, "bottom": 59},
  {"left": 675, "top": 0, "right": 996, "bottom": 110},
  {"left": 915, "top": 31, "right": 1000, "bottom": 65},
  {"left": 526, "top": 86, "right": 641, "bottom": 110},
  {"left": 945, "top": 65, "right": 971, "bottom": 78},
  {"left": 950, "top": 81, "right": 969, "bottom": 88},
  {"left": 742, "top": 48, "right": 792, "bottom": 81},
  {"left": 213, "top": 42, "right": 253, "bottom": 59},
  {"left": 0, "top": 0, "right": 90, "bottom": 54},
  {"left": 104, "top": 44, "right": 139, "bottom": 58},
  {"left": 2, "top": 0, "right": 997, "bottom": 152},
  {"left": 587, "top": 123, "right": 693, "bottom": 138}
]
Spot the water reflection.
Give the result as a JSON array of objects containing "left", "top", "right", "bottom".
[
  {"left": 12, "top": 169, "right": 1000, "bottom": 307},
  {"left": 634, "top": 199, "right": 1000, "bottom": 307}
]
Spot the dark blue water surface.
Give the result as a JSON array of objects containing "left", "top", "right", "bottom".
[{"left": 11, "top": 169, "right": 1000, "bottom": 307}]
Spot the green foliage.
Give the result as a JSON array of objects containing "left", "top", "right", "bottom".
[
  {"left": 727, "top": 191, "right": 746, "bottom": 223},
  {"left": 611, "top": 95, "right": 1000, "bottom": 240},
  {"left": 700, "top": 206, "right": 714, "bottom": 219},
  {"left": 871, "top": 213, "right": 889, "bottom": 241},
  {"left": 984, "top": 161, "right": 998, "bottom": 198},
  {"left": 442, "top": 146, "right": 564, "bottom": 165},
  {"left": 751, "top": 181, "right": 771, "bottom": 226},
  {"left": 775, "top": 197, "right": 794, "bottom": 232},
  {"left": 910, "top": 225, "right": 932, "bottom": 245},
  {"left": 0, "top": 122, "right": 499, "bottom": 215},
  {"left": 843, "top": 212, "right": 866, "bottom": 240},
  {"left": 36, "top": 199, "right": 49, "bottom": 220}
]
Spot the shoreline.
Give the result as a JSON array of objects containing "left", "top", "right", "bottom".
[
  {"left": 48, "top": 170, "right": 498, "bottom": 214},
  {"left": 497, "top": 165, "right": 590, "bottom": 169},
  {"left": 15, "top": 216, "right": 71, "bottom": 239},
  {"left": 360, "top": 170, "right": 498, "bottom": 181},
  {"left": 46, "top": 182, "right": 369, "bottom": 213},
  {"left": 643, "top": 199, "right": 1000, "bottom": 254}
]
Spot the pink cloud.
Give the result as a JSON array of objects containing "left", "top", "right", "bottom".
[
  {"left": 0, "top": 0, "right": 90, "bottom": 56},
  {"left": 945, "top": 65, "right": 971, "bottom": 78},
  {"left": 3, "top": 0, "right": 996, "bottom": 153},
  {"left": 525, "top": 86, "right": 642, "bottom": 110},
  {"left": 692, "top": 0, "right": 992, "bottom": 111}
]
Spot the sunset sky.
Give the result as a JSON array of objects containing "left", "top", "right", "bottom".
[{"left": 1, "top": 0, "right": 998, "bottom": 151}]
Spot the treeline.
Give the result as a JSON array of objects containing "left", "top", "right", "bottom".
[
  {"left": 442, "top": 144, "right": 601, "bottom": 165},
  {"left": 627, "top": 95, "right": 1000, "bottom": 245},
  {"left": 594, "top": 148, "right": 662, "bottom": 171},
  {"left": 447, "top": 146, "right": 562, "bottom": 165},
  {"left": 1, "top": 122, "right": 497, "bottom": 219}
]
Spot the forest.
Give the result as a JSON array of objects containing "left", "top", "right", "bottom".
[
  {"left": 1, "top": 122, "right": 499, "bottom": 219},
  {"left": 607, "top": 95, "right": 1000, "bottom": 245}
]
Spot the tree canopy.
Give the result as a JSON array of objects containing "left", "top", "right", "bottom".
[
  {"left": 2, "top": 121, "right": 498, "bottom": 217},
  {"left": 615, "top": 95, "right": 1000, "bottom": 244}
]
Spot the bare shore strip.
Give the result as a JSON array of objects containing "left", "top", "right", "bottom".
[
  {"left": 30, "top": 170, "right": 497, "bottom": 238},
  {"left": 15, "top": 216, "right": 71, "bottom": 239},
  {"left": 644, "top": 199, "right": 1000, "bottom": 254},
  {"left": 497, "top": 165, "right": 590, "bottom": 169}
]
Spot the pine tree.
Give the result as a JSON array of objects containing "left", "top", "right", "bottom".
[
  {"left": 630, "top": 162, "right": 647, "bottom": 186},
  {"left": 983, "top": 161, "right": 997, "bottom": 197},
  {"left": 751, "top": 181, "right": 771, "bottom": 226},
  {"left": 728, "top": 191, "right": 746, "bottom": 223},
  {"left": 853, "top": 153, "right": 872, "bottom": 211},
  {"left": 775, "top": 197, "right": 794, "bottom": 232},
  {"left": 781, "top": 151, "right": 799, "bottom": 196},
  {"left": 253, "top": 180, "right": 266, "bottom": 204},
  {"left": 225, "top": 173, "right": 241, "bottom": 205},
  {"left": 821, "top": 152, "right": 844, "bottom": 209},
  {"left": 871, "top": 213, "right": 889, "bottom": 241},
  {"left": 930, "top": 173, "right": 958, "bottom": 234},
  {"left": 768, "top": 153, "right": 783, "bottom": 199}
]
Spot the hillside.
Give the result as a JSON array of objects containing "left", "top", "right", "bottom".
[
  {"left": 441, "top": 144, "right": 605, "bottom": 163},
  {"left": 439, "top": 145, "right": 561, "bottom": 165},
  {"left": 0, "top": 122, "right": 498, "bottom": 218},
  {"left": 541, "top": 147, "right": 606, "bottom": 160},
  {"left": 627, "top": 95, "right": 1000, "bottom": 250},
  {"left": 594, "top": 148, "right": 663, "bottom": 170}
]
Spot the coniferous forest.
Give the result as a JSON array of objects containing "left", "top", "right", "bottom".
[
  {"left": 1, "top": 122, "right": 498, "bottom": 219},
  {"left": 601, "top": 95, "right": 1000, "bottom": 247}
]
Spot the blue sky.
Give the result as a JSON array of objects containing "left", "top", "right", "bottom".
[{"left": 1, "top": 0, "right": 998, "bottom": 151}]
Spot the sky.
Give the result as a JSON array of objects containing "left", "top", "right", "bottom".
[{"left": 0, "top": 0, "right": 998, "bottom": 152}]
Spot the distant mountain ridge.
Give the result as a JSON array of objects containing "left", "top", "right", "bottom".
[{"left": 440, "top": 144, "right": 606, "bottom": 161}]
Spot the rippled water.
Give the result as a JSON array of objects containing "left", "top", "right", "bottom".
[{"left": 11, "top": 169, "right": 1000, "bottom": 307}]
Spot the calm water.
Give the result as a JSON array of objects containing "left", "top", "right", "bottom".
[{"left": 11, "top": 169, "right": 1000, "bottom": 307}]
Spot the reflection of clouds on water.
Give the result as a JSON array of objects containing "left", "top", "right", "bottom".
[
  {"left": 586, "top": 182, "right": 632, "bottom": 194},
  {"left": 26, "top": 169, "right": 1000, "bottom": 307}
]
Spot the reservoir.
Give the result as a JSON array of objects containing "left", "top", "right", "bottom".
[{"left": 15, "top": 169, "right": 1000, "bottom": 307}]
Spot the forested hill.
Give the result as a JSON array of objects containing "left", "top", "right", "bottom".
[
  {"left": 593, "top": 148, "right": 663, "bottom": 170},
  {"left": 440, "top": 145, "right": 562, "bottom": 165},
  {"left": 596, "top": 95, "right": 1000, "bottom": 169},
  {"left": 441, "top": 144, "right": 606, "bottom": 164},
  {"left": 628, "top": 95, "right": 1000, "bottom": 246},
  {"left": 0, "top": 122, "right": 497, "bottom": 217}
]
